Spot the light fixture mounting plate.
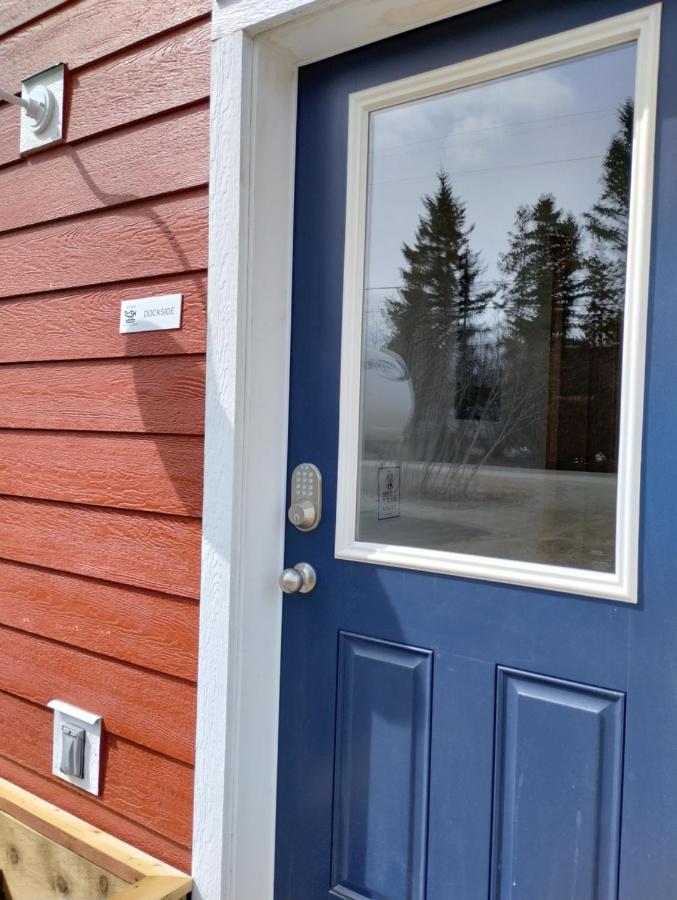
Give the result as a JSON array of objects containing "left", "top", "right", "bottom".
[{"left": 20, "top": 63, "right": 65, "bottom": 154}]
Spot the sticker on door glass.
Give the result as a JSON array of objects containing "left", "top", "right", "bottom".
[{"left": 378, "top": 466, "right": 400, "bottom": 520}]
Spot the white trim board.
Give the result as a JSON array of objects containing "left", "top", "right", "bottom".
[
  {"left": 211, "top": 0, "right": 502, "bottom": 48},
  {"left": 196, "top": 1, "right": 658, "bottom": 899},
  {"left": 335, "top": 6, "right": 661, "bottom": 604}
]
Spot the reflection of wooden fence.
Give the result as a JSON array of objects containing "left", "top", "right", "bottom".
[
  {"left": 546, "top": 343, "right": 620, "bottom": 472},
  {"left": 0, "top": 779, "right": 191, "bottom": 900}
]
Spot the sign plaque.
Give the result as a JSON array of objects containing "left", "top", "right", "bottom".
[
  {"left": 378, "top": 465, "right": 401, "bottom": 520},
  {"left": 119, "top": 294, "right": 183, "bottom": 334}
]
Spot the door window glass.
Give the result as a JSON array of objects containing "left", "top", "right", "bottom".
[{"left": 357, "top": 43, "right": 636, "bottom": 571}]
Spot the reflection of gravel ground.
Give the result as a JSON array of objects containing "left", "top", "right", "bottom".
[{"left": 359, "top": 465, "right": 617, "bottom": 571}]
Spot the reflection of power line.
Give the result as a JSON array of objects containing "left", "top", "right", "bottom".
[
  {"left": 366, "top": 281, "right": 503, "bottom": 292},
  {"left": 374, "top": 121, "right": 606, "bottom": 163},
  {"left": 371, "top": 106, "right": 617, "bottom": 158},
  {"left": 372, "top": 152, "right": 604, "bottom": 188}
]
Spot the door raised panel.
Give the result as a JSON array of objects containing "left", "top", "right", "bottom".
[
  {"left": 492, "top": 668, "right": 625, "bottom": 900},
  {"left": 331, "top": 633, "right": 432, "bottom": 900}
]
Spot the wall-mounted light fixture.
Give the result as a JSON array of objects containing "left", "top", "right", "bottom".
[{"left": 0, "top": 63, "right": 66, "bottom": 154}]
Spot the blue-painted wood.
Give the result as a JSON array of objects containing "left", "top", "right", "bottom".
[
  {"left": 492, "top": 669, "right": 625, "bottom": 900},
  {"left": 331, "top": 634, "right": 432, "bottom": 900},
  {"left": 275, "top": 1, "right": 677, "bottom": 898}
]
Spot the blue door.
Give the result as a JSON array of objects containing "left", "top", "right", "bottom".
[{"left": 276, "top": 2, "right": 677, "bottom": 897}]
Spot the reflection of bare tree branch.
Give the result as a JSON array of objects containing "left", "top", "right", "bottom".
[{"left": 412, "top": 343, "right": 543, "bottom": 501}]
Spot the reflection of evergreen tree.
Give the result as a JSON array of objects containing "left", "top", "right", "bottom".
[
  {"left": 380, "top": 100, "right": 634, "bottom": 480},
  {"left": 586, "top": 99, "right": 633, "bottom": 256},
  {"left": 582, "top": 98, "right": 633, "bottom": 346},
  {"left": 387, "top": 172, "right": 492, "bottom": 459},
  {"left": 494, "top": 99, "right": 633, "bottom": 470},
  {"left": 582, "top": 254, "right": 621, "bottom": 347},
  {"left": 498, "top": 195, "right": 585, "bottom": 464},
  {"left": 499, "top": 195, "right": 584, "bottom": 346}
]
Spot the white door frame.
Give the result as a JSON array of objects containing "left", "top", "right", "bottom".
[{"left": 193, "top": 2, "right": 502, "bottom": 899}]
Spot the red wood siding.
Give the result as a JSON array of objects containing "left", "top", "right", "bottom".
[
  {"left": 0, "top": 497, "right": 202, "bottom": 597},
  {"left": 0, "top": 1, "right": 69, "bottom": 39},
  {"left": 0, "top": 561, "right": 199, "bottom": 678},
  {"left": 0, "top": 273, "right": 207, "bottom": 363},
  {"left": 1, "top": 0, "right": 211, "bottom": 89},
  {"left": 0, "top": 104, "right": 209, "bottom": 230},
  {"left": 0, "top": 357, "right": 206, "bottom": 433},
  {"left": 0, "top": 0, "right": 209, "bottom": 869},
  {"left": 0, "top": 191, "right": 208, "bottom": 297},
  {"left": 0, "top": 21, "right": 211, "bottom": 169},
  {"left": 0, "top": 433, "right": 203, "bottom": 515}
]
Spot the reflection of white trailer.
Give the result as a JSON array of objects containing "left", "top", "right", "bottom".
[{"left": 362, "top": 348, "right": 414, "bottom": 442}]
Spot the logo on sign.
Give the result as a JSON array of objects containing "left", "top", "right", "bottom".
[{"left": 124, "top": 306, "right": 137, "bottom": 324}]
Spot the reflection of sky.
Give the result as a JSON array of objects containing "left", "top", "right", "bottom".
[{"left": 363, "top": 43, "right": 637, "bottom": 318}]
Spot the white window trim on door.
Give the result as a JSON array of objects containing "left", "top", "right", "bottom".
[
  {"left": 196, "top": 2, "right": 659, "bottom": 900},
  {"left": 336, "top": 6, "right": 661, "bottom": 604}
]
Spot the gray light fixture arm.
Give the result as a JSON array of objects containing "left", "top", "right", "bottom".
[{"left": 0, "top": 85, "right": 55, "bottom": 133}]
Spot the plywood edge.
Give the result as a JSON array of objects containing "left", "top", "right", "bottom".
[{"left": 0, "top": 778, "right": 191, "bottom": 894}]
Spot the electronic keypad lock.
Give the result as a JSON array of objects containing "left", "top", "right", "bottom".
[{"left": 288, "top": 463, "right": 322, "bottom": 531}]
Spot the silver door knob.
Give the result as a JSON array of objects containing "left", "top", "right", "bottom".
[{"left": 279, "top": 562, "right": 317, "bottom": 594}]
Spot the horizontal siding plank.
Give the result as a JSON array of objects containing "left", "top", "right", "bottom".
[
  {"left": 1, "top": 0, "right": 210, "bottom": 90},
  {"left": 0, "top": 626, "right": 195, "bottom": 763},
  {"left": 0, "top": 757, "right": 190, "bottom": 871},
  {"left": 0, "top": 432, "right": 203, "bottom": 516},
  {"left": 0, "top": 190, "right": 208, "bottom": 298},
  {"left": 0, "top": 104, "right": 209, "bottom": 232},
  {"left": 0, "top": 496, "right": 201, "bottom": 598},
  {"left": 0, "top": 561, "right": 198, "bottom": 680},
  {"left": 0, "top": 272, "right": 206, "bottom": 365},
  {"left": 0, "top": 356, "right": 205, "bottom": 434},
  {"left": 68, "top": 19, "right": 210, "bottom": 142},
  {"left": 0, "top": 0, "right": 69, "bottom": 37},
  {"left": 0, "top": 691, "right": 193, "bottom": 846},
  {"left": 0, "top": 21, "right": 210, "bottom": 170}
]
